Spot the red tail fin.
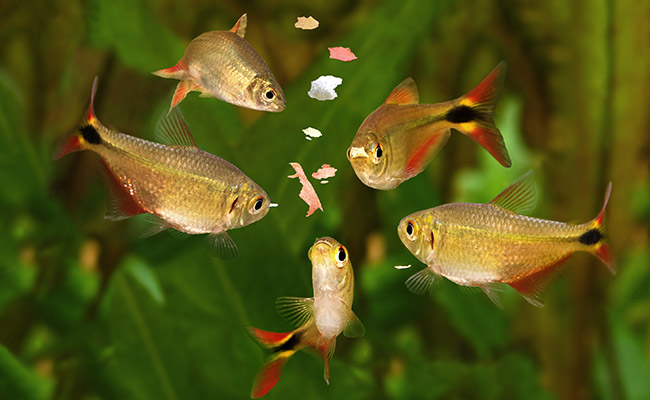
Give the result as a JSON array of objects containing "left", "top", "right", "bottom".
[
  {"left": 152, "top": 60, "right": 187, "bottom": 80},
  {"left": 249, "top": 327, "right": 299, "bottom": 398},
  {"left": 54, "top": 77, "right": 100, "bottom": 159},
  {"left": 592, "top": 182, "right": 614, "bottom": 273},
  {"left": 451, "top": 62, "right": 511, "bottom": 167}
]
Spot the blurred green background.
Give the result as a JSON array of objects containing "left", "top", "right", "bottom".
[{"left": 0, "top": 0, "right": 648, "bottom": 399}]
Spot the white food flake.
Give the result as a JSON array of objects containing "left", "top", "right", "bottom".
[
  {"left": 302, "top": 127, "right": 322, "bottom": 138},
  {"left": 308, "top": 75, "right": 343, "bottom": 101},
  {"left": 320, "top": 180, "right": 329, "bottom": 184},
  {"left": 295, "top": 16, "right": 319, "bottom": 30},
  {"left": 394, "top": 265, "right": 412, "bottom": 270}
]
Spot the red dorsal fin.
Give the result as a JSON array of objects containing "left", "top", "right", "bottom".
[
  {"left": 155, "top": 108, "right": 198, "bottom": 147},
  {"left": 385, "top": 77, "right": 419, "bottom": 105},
  {"left": 489, "top": 171, "right": 537, "bottom": 215},
  {"left": 230, "top": 13, "right": 247, "bottom": 38},
  {"left": 168, "top": 80, "right": 200, "bottom": 114},
  {"left": 507, "top": 256, "right": 570, "bottom": 307}
]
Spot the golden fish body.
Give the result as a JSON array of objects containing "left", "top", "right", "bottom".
[
  {"left": 91, "top": 123, "right": 269, "bottom": 234},
  {"left": 55, "top": 78, "right": 270, "bottom": 257},
  {"left": 153, "top": 14, "right": 285, "bottom": 113},
  {"left": 309, "top": 237, "right": 355, "bottom": 339},
  {"left": 347, "top": 102, "right": 454, "bottom": 190},
  {"left": 397, "top": 172, "right": 613, "bottom": 306},
  {"left": 400, "top": 203, "right": 593, "bottom": 285},
  {"left": 347, "top": 62, "right": 511, "bottom": 190}
]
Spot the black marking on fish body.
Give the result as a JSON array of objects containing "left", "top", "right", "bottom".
[
  {"left": 81, "top": 124, "right": 102, "bottom": 145},
  {"left": 445, "top": 105, "right": 481, "bottom": 124},
  {"left": 275, "top": 331, "right": 301, "bottom": 353},
  {"left": 578, "top": 229, "right": 603, "bottom": 245},
  {"left": 229, "top": 196, "right": 239, "bottom": 214}
]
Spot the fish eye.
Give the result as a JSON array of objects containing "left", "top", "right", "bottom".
[
  {"left": 372, "top": 142, "right": 383, "bottom": 163},
  {"left": 346, "top": 147, "right": 351, "bottom": 160},
  {"left": 249, "top": 195, "right": 265, "bottom": 214},
  {"left": 406, "top": 220, "right": 417, "bottom": 240},
  {"left": 335, "top": 246, "right": 347, "bottom": 266},
  {"left": 264, "top": 89, "right": 276, "bottom": 100}
]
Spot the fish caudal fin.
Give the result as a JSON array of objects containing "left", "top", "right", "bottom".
[
  {"left": 582, "top": 182, "right": 614, "bottom": 274},
  {"left": 447, "top": 61, "right": 511, "bottom": 167},
  {"left": 249, "top": 327, "right": 300, "bottom": 398},
  {"left": 54, "top": 77, "right": 103, "bottom": 160},
  {"left": 152, "top": 60, "right": 187, "bottom": 80}
]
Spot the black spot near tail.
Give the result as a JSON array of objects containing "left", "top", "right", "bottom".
[
  {"left": 578, "top": 229, "right": 603, "bottom": 245},
  {"left": 275, "top": 331, "right": 301, "bottom": 353},
  {"left": 445, "top": 105, "right": 481, "bottom": 124},
  {"left": 80, "top": 124, "right": 102, "bottom": 145}
]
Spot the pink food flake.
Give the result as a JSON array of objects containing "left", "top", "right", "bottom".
[
  {"left": 312, "top": 164, "right": 337, "bottom": 180},
  {"left": 328, "top": 47, "right": 357, "bottom": 62},
  {"left": 288, "top": 162, "right": 323, "bottom": 217}
]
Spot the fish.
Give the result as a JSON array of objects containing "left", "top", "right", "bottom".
[
  {"left": 396, "top": 171, "right": 614, "bottom": 307},
  {"left": 347, "top": 62, "right": 511, "bottom": 190},
  {"left": 249, "top": 237, "right": 365, "bottom": 398},
  {"left": 153, "top": 13, "right": 285, "bottom": 113},
  {"left": 54, "top": 77, "right": 272, "bottom": 259}
]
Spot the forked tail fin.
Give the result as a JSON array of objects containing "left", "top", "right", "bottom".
[
  {"left": 53, "top": 77, "right": 102, "bottom": 159},
  {"left": 248, "top": 327, "right": 301, "bottom": 398},
  {"left": 582, "top": 182, "right": 614, "bottom": 274},
  {"left": 445, "top": 61, "right": 511, "bottom": 167}
]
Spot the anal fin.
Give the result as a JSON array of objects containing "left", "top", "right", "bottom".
[
  {"left": 100, "top": 162, "right": 147, "bottom": 221},
  {"left": 169, "top": 80, "right": 201, "bottom": 114},
  {"left": 506, "top": 256, "right": 570, "bottom": 307}
]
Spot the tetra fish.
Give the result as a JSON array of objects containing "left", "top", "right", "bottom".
[
  {"left": 55, "top": 78, "right": 272, "bottom": 258},
  {"left": 153, "top": 13, "right": 285, "bottom": 113},
  {"left": 249, "top": 237, "right": 364, "bottom": 398},
  {"left": 397, "top": 172, "right": 613, "bottom": 306},
  {"left": 347, "top": 62, "right": 510, "bottom": 190}
]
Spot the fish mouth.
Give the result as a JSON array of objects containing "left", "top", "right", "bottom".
[
  {"left": 308, "top": 237, "right": 336, "bottom": 261},
  {"left": 348, "top": 146, "right": 369, "bottom": 159}
]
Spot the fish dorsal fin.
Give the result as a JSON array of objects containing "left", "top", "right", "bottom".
[
  {"left": 207, "top": 231, "right": 238, "bottom": 259},
  {"left": 405, "top": 267, "right": 437, "bottom": 295},
  {"left": 342, "top": 306, "right": 365, "bottom": 338},
  {"left": 230, "top": 13, "right": 247, "bottom": 38},
  {"left": 155, "top": 108, "right": 198, "bottom": 147},
  {"left": 275, "top": 297, "right": 314, "bottom": 328},
  {"left": 385, "top": 77, "right": 419, "bottom": 105},
  {"left": 489, "top": 170, "right": 537, "bottom": 215}
]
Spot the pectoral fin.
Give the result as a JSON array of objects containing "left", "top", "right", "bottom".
[
  {"left": 207, "top": 231, "right": 238, "bottom": 259},
  {"left": 405, "top": 267, "right": 437, "bottom": 295},
  {"left": 275, "top": 297, "right": 314, "bottom": 328}
]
